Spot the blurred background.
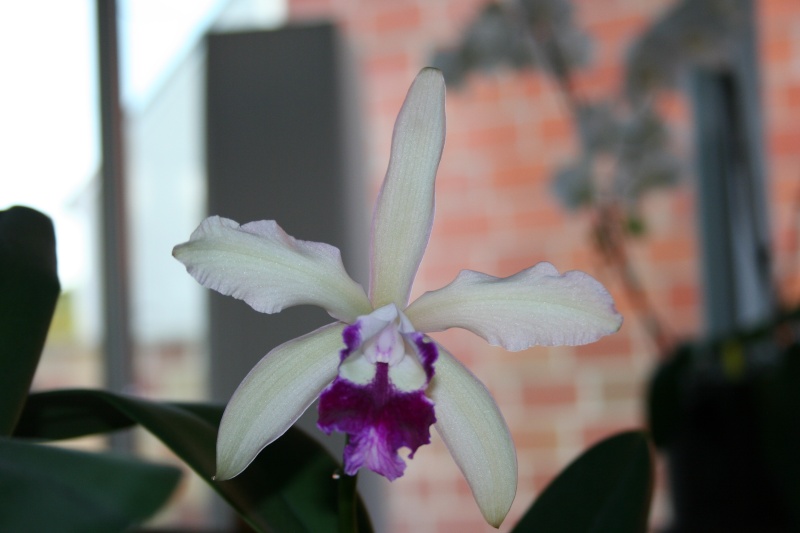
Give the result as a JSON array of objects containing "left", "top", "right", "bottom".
[{"left": 3, "top": 0, "right": 800, "bottom": 531}]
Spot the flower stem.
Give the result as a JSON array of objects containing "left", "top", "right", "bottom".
[
  {"left": 337, "top": 436, "right": 359, "bottom": 533},
  {"left": 336, "top": 468, "right": 359, "bottom": 533}
]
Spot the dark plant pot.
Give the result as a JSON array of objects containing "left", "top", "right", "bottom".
[{"left": 650, "top": 342, "right": 800, "bottom": 533}]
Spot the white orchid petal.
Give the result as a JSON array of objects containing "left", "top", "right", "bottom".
[
  {"left": 430, "top": 346, "right": 517, "bottom": 528},
  {"left": 173, "top": 216, "right": 371, "bottom": 322},
  {"left": 388, "top": 353, "right": 427, "bottom": 392},
  {"left": 215, "top": 323, "right": 345, "bottom": 480},
  {"left": 406, "top": 262, "right": 623, "bottom": 351},
  {"left": 370, "top": 68, "right": 446, "bottom": 309},
  {"left": 339, "top": 352, "right": 376, "bottom": 385}
]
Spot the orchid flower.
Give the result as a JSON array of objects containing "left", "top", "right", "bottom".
[{"left": 173, "top": 67, "right": 622, "bottom": 527}]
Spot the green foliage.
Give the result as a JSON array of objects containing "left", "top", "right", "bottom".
[
  {"left": 1, "top": 205, "right": 370, "bottom": 532},
  {"left": 16, "top": 389, "right": 373, "bottom": 533},
  {"left": 647, "top": 311, "right": 800, "bottom": 531},
  {"left": 0, "top": 205, "right": 181, "bottom": 532},
  {"left": 647, "top": 344, "right": 691, "bottom": 448},
  {"left": 0, "top": 207, "right": 60, "bottom": 436},
  {"left": 512, "top": 431, "right": 653, "bottom": 533},
  {"left": 759, "top": 343, "right": 800, "bottom": 530},
  {"left": 0, "top": 438, "right": 180, "bottom": 533}
]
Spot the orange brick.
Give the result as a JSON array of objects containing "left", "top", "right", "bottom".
[
  {"left": 649, "top": 237, "right": 697, "bottom": 262},
  {"left": 466, "top": 123, "right": 518, "bottom": 149},
  {"left": 363, "top": 50, "right": 411, "bottom": 77},
  {"left": 492, "top": 163, "right": 547, "bottom": 187},
  {"left": 569, "top": 246, "right": 601, "bottom": 271},
  {"left": 512, "top": 204, "right": 565, "bottom": 231},
  {"left": 539, "top": 116, "right": 573, "bottom": 141},
  {"left": 602, "top": 378, "right": 641, "bottom": 404},
  {"left": 497, "top": 255, "right": 545, "bottom": 277},
  {"left": 288, "top": 0, "right": 333, "bottom": 18},
  {"left": 522, "top": 383, "right": 577, "bottom": 407},
  {"left": 769, "top": 130, "right": 800, "bottom": 156},
  {"left": 444, "top": 0, "right": 486, "bottom": 23},
  {"left": 520, "top": 71, "right": 547, "bottom": 99},
  {"left": 574, "top": 333, "right": 631, "bottom": 361},
  {"left": 784, "top": 85, "right": 800, "bottom": 109},
  {"left": 436, "top": 214, "right": 490, "bottom": 237},
  {"left": 469, "top": 76, "right": 503, "bottom": 105},
  {"left": 590, "top": 13, "right": 647, "bottom": 41},
  {"left": 515, "top": 427, "right": 560, "bottom": 450},
  {"left": 669, "top": 283, "right": 698, "bottom": 308},
  {"left": 760, "top": 0, "right": 800, "bottom": 21},
  {"left": 764, "top": 38, "right": 793, "bottom": 64},
  {"left": 372, "top": 4, "right": 422, "bottom": 34}
]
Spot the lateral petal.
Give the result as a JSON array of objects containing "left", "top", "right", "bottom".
[
  {"left": 369, "top": 68, "right": 446, "bottom": 309},
  {"left": 430, "top": 346, "right": 517, "bottom": 528},
  {"left": 215, "top": 323, "right": 345, "bottom": 480},
  {"left": 173, "top": 216, "right": 371, "bottom": 323},
  {"left": 406, "top": 262, "right": 623, "bottom": 351}
]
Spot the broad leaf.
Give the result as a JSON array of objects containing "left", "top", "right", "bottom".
[
  {"left": 16, "top": 389, "right": 373, "bottom": 533},
  {"left": 512, "top": 431, "right": 653, "bottom": 533},
  {"left": 648, "top": 344, "right": 691, "bottom": 448},
  {"left": 0, "top": 438, "right": 180, "bottom": 532},
  {"left": 0, "top": 207, "right": 60, "bottom": 435}
]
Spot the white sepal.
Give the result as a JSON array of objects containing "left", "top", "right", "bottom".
[
  {"left": 173, "top": 216, "right": 371, "bottom": 323},
  {"left": 215, "top": 323, "right": 345, "bottom": 480},
  {"left": 429, "top": 346, "right": 517, "bottom": 528},
  {"left": 406, "top": 262, "right": 623, "bottom": 351}
]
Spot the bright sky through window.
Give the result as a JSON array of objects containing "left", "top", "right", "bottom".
[{"left": 0, "top": 0, "right": 229, "bottom": 288}]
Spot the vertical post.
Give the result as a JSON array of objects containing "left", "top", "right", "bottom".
[
  {"left": 96, "top": 0, "right": 133, "bottom": 449},
  {"left": 205, "top": 25, "right": 383, "bottom": 529},
  {"left": 691, "top": 0, "right": 772, "bottom": 337}
]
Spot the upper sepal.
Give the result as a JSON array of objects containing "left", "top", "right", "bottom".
[{"left": 369, "top": 68, "right": 446, "bottom": 309}]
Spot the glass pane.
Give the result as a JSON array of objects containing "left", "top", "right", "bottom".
[
  {"left": 0, "top": 1, "right": 103, "bottom": 394},
  {"left": 119, "top": 0, "right": 286, "bottom": 526}
]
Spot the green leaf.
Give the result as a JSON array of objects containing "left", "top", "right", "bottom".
[
  {"left": 16, "top": 389, "right": 373, "bottom": 533},
  {"left": 758, "top": 343, "right": 800, "bottom": 530},
  {"left": 0, "top": 206, "right": 60, "bottom": 435},
  {"left": 647, "top": 344, "right": 692, "bottom": 448},
  {"left": 0, "top": 437, "right": 180, "bottom": 532},
  {"left": 512, "top": 431, "right": 653, "bottom": 533}
]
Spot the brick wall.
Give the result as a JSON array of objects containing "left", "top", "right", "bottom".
[{"left": 287, "top": 1, "right": 800, "bottom": 531}]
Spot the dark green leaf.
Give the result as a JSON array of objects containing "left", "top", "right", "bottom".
[
  {"left": 15, "top": 389, "right": 135, "bottom": 440},
  {"left": 16, "top": 389, "right": 373, "bottom": 533},
  {"left": 0, "top": 437, "right": 180, "bottom": 533},
  {"left": 758, "top": 343, "right": 800, "bottom": 530},
  {"left": 0, "top": 206, "right": 60, "bottom": 435},
  {"left": 648, "top": 344, "right": 692, "bottom": 448},
  {"left": 512, "top": 431, "right": 653, "bottom": 533}
]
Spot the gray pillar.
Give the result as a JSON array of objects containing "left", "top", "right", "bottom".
[{"left": 205, "top": 23, "right": 383, "bottom": 528}]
